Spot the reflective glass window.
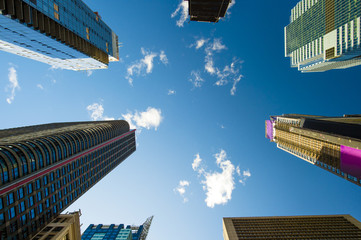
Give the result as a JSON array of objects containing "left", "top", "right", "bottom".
[
  {"left": 19, "top": 201, "right": 25, "bottom": 213},
  {"left": 7, "top": 193, "right": 14, "bottom": 205},
  {"left": 17, "top": 188, "right": 24, "bottom": 199},
  {"left": 8, "top": 207, "right": 15, "bottom": 219},
  {"left": 28, "top": 196, "right": 34, "bottom": 207},
  {"left": 27, "top": 184, "right": 33, "bottom": 194}
]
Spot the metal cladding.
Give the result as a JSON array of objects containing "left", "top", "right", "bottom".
[
  {"left": 0, "top": 120, "right": 136, "bottom": 239},
  {"left": 188, "top": 0, "right": 232, "bottom": 23}
]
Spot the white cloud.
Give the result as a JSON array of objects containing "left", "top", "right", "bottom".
[
  {"left": 37, "top": 84, "right": 44, "bottom": 90},
  {"left": 201, "top": 150, "right": 235, "bottom": 208},
  {"left": 126, "top": 48, "right": 167, "bottom": 85},
  {"left": 195, "top": 39, "right": 208, "bottom": 49},
  {"left": 86, "top": 70, "right": 93, "bottom": 77},
  {"left": 192, "top": 150, "right": 250, "bottom": 208},
  {"left": 174, "top": 180, "right": 190, "bottom": 203},
  {"left": 171, "top": 1, "right": 189, "bottom": 27},
  {"left": 122, "top": 107, "right": 163, "bottom": 131},
  {"left": 209, "top": 39, "right": 227, "bottom": 52},
  {"left": 6, "top": 67, "right": 20, "bottom": 104},
  {"left": 192, "top": 154, "right": 203, "bottom": 172},
  {"left": 167, "top": 89, "right": 176, "bottom": 95},
  {"left": 189, "top": 71, "right": 204, "bottom": 88},
  {"left": 86, "top": 103, "right": 115, "bottom": 121},
  {"left": 160, "top": 50, "right": 168, "bottom": 65},
  {"left": 205, "top": 54, "right": 216, "bottom": 75}
]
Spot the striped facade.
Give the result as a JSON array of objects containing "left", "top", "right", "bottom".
[
  {"left": 223, "top": 215, "right": 361, "bottom": 239},
  {"left": 265, "top": 114, "right": 361, "bottom": 187},
  {"left": 0, "top": 120, "right": 136, "bottom": 239},
  {"left": 285, "top": 0, "right": 361, "bottom": 72}
]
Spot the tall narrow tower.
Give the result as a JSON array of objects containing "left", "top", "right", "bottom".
[
  {"left": 0, "top": 120, "right": 136, "bottom": 239},
  {"left": 266, "top": 114, "right": 361, "bottom": 186},
  {"left": 285, "top": 0, "right": 361, "bottom": 72}
]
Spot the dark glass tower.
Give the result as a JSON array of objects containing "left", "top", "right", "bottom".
[{"left": 0, "top": 120, "right": 136, "bottom": 239}]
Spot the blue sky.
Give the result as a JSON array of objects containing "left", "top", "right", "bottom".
[{"left": 1, "top": 0, "right": 361, "bottom": 239}]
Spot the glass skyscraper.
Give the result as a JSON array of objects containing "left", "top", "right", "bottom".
[
  {"left": 81, "top": 216, "right": 153, "bottom": 240},
  {"left": 0, "top": 120, "right": 136, "bottom": 239},
  {"left": 266, "top": 114, "right": 361, "bottom": 186},
  {"left": 0, "top": 0, "right": 119, "bottom": 70},
  {"left": 285, "top": 0, "right": 361, "bottom": 72},
  {"left": 223, "top": 215, "right": 361, "bottom": 239}
]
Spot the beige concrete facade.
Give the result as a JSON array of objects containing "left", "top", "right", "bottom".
[{"left": 31, "top": 212, "right": 81, "bottom": 240}]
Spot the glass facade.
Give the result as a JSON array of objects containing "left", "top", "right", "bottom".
[
  {"left": 0, "top": 0, "right": 119, "bottom": 70},
  {"left": 285, "top": 0, "right": 361, "bottom": 72},
  {"left": 0, "top": 121, "right": 136, "bottom": 239},
  {"left": 82, "top": 224, "right": 140, "bottom": 240}
]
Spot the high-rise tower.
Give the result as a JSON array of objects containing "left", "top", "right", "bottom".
[
  {"left": 223, "top": 215, "right": 361, "bottom": 239},
  {"left": 0, "top": 0, "right": 119, "bottom": 70},
  {"left": 81, "top": 216, "right": 154, "bottom": 240},
  {"left": 265, "top": 114, "right": 361, "bottom": 186},
  {"left": 0, "top": 120, "right": 136, "bottom": 239},
  {"left": 285, "top": 0, "right": 361, "bottom": 72}
]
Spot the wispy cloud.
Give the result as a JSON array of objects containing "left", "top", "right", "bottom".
[
  {"left": 191, "top": 38, "right": 243, "bottom": 95},
  {"left": 86, "top": 70, "right": 93, "bottom": 77},
  {"left": 86, "top": 103, "right": 115, "bottom": 121},
  {"left": 6, "top": 66, "right": 20, "bottom": 104},
  {"left": 160, "top": 50, "right": 168, "bottom": 65},
  {"left": 174, "top": 180, "right": 190, "bottom": 203},
  {"left": 189, "top": 71, "right": 204, "bottom": 88},
  {"left": 192, "top": 154, "right": 203, "bottom": 174},
  {"left": 192, "top": 150, "right": 250, "bottom": 208},
  {"left": 168, "top": 89, "right": 176, "bottom": 95},
  {"left": 191, "top": 38, "right": 209, "bottom": 50},
  {"left": 237, "top": 167, "right": 251, "bottom": 185},
  {"left": 122, "top": 107, "right": 163, "bottom": 131},
  {"left": 37, "top": 84, "right": 44, "bottom": 90},
  {"left": 126, "top": 48, "right": 168, "bottom": 85},
  {"left": 171, "top": 0, "right": 189, "bottom": 27}
]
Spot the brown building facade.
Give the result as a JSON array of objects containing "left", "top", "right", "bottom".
[{"left": 223, "top": 215, "right": 361, "bottom": 239}]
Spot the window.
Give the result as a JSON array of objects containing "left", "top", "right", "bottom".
[
  {"left": 8, "top": 207, "right": 15, "bottom": 219},
  {"left": 0, "top": 198, "right": 2, "bottom": 210},
  {"left": 29, "top": 209, "right": 35, "bottom": 219},
  {"left": 38, "top": 203, "right": 43, "bottom": 213},
  {"left": 36, "top": 179, "right": 41, "bottom": 190},
  {"left": 51, "top": 184, "right": 55, "bottom": 193},
  {"left": 45, "top": 187, "right": 49, "bottom": 197},
  {"left": 19, "top": 201, "right": 25, "bottom": 213},
  {"left": 27, "top": 184, "right": 33, "bottom": 194},
  {"left": 28, "top": 196, "right": 34, "bottom": 207},
  {"left": 17, "top": 188, "right": 24, "bottom": 200},
  {"left": 7, "top": 193, "right": 14, "bottom": 205},
  {"left": 37, "top": 192, "right": 42, "bottom": 201}
]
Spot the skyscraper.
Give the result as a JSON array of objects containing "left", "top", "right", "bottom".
[
  {"left": 0, "top": 120, "right": 136, "bottom": 239},
  {"left": 0, "top": 0, "right": 119, "bottom": 70},
  {"left": 187, "top": 0, "right": 232, "bottom": 23},
  {"left": 265, "top": 114, "right": 361, "bottom": 186},
  {"left": 223, "top": 215, "right": 361, "bottom": 239},
  {"left": 81, "top": 216, "right": 153, "bottom": 240},
  {"left": 285, "top": 0, "right": 361, "bottom": 72}
]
